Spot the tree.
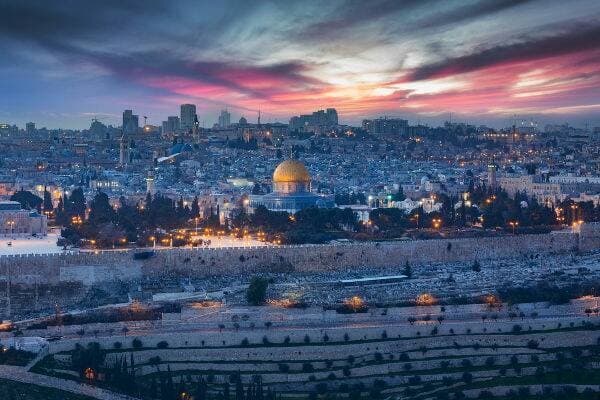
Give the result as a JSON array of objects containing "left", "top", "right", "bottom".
[
  {"left": 403, "top": 261, "right": 412, "bottom": 278},
  {"left": 71, "top": 342, "right": 106, "bottom": 378},
  {"left": 43, "top": 187, "right": 54, "bottom": 214},
  {"left": 10, "top": 189, "right": 42, "bottom": 210},
  {"left": 246, "top": 276, "right": 269, "bottom": 305},
  {"left": 191, "top": 196, "right": 200, "bottom": 218},
  {"left": 88, "top": 191, "right": 115, "bottom": 226},
  {"left": 69, "top": 187, "right": 87, "bottom": 217}
]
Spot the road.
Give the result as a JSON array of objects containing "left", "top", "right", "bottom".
[{"left": 0, "top": 365, "right": 138, "bottom": 400}]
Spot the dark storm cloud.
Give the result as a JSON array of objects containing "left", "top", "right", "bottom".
[
  {"left": 409, "top": 22, "right": 600, "bottom": 80},
  {"left": 0, "top": 0, "right": 167, "bottom": 41},
  {"left": 0, "top": 0, "right": 320, "bottom": 99}
]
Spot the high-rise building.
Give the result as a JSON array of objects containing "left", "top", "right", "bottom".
[
  {"left": 218, "top": 109, "right": 231, "bottom": 128},
  {"left": 122, "top": 110, "right": 139, "bottom": 135},
  {"left": 180, "top": 104, "right": 197, "bottom": 133},
  {"left": 289, "top": 108, "right": 339, "bottom": 132},
  {"left": 162, "top": 116, "right": 180, "bottom": 134},
  {"left": 362, "top": 117, "right": 408, "bottom": 135},
  {"left": 26, "top": 122, "right": 36, "bottom": 135}
]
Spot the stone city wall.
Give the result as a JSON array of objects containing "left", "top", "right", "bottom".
[{"left": 1, "top": 223, "right": 599, "bottom": 285}]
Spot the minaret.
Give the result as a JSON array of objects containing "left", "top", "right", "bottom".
[
  {"left": 146, "top": 169, "right": 155, "bottom": 195},
  {"left": 119, "top": 133, "right": 128, "bottom": 167},
  {"left": 487, "top": 164, "right": 497, "bottom": 191},
  {"left": 193, "top": 114, "right": 200, "bottom": 144}
]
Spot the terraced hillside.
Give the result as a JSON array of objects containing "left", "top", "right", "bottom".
[{"left": 32, "top": 315, "right": 600, "bottom": 400}]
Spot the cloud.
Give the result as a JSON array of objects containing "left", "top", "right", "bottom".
[{"left": 409, "top": 22, "right": 600, "bottom": 80}]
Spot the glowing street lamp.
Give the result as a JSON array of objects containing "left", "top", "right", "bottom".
[
  {"left": 6, "top": 220, "right": 15, "bottom": 235},
  {"left": 432, "top": 218, "right": 442, "bottom": 229},
  {"left": 508, "top": 220, "right": 519, "bottom": 234}
]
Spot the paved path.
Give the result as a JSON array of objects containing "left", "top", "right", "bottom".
[{"left": 0, "top": 365, "right": 139, "bottom": 400}]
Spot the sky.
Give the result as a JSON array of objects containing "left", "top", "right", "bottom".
[{"left": 1, "top": 0, "right": 600, "bottom": 129}]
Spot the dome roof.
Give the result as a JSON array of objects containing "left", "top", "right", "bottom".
[{"left": 273, "top": 159, "right": 310, "bottom": 183}]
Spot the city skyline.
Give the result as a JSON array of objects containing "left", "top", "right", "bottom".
[{"left": 1, "top": 0, "right": 600, "bottom": 129}]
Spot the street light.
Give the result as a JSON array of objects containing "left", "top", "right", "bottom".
[
  {"left": 432, "top": 218, "right": 442, "bottom": 230},
  {"left": 508, "top": 221, "right": 519, "bottom": 234},
  {"left": 6, "top": 220, "right": 15, "bottom": 236}
]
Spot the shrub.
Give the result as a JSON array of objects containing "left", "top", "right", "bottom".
[
  {"left": 327, "top": 372, "right": 336, "bottom": 380},
  {"left": 347, "top": 355, "right": 355, "bottom": 364},
  {"left": 113, "top": 341, "right": 122, "bottom": 349},
  {"left": 342, "top": 366, "right": 351, "bottom": 377},
  {"left": 304, "top": 334, "right": 311, "bottom": 344},
  {"left": 316, "top": 382, "right": 328, "bottom": 394},
  {"left": 485, "top": 357, "right": 495, "bottom": 367},
  {"left": 148, "top": 356, "right": 161, "bottom": 366},
  {"left": 246, "top": 276, "right": 269, "bottom": 305},
  {"left": 381, "top": 330, "right": 388, "bottom": 339},
  {"left": 278, "top": 363, "right": 290, "bottom": 373},
  {"left": 262, "top": 336, "right": 270, "bottom": 345},
  {"left": 374, "top": 352, "right": 383, "bottom": 362},
  {"left": 283, "top": 336, "right": 291, "bottom": 344},
  {"left": 241, "top": 338, "right": 250, "bottom": 346},
  {"left": 302, "top": 362, "right": 314, "bottom": 372},
  {"left": 343, "top": 333, "right": 350, "bottom": 342},
  {"left": 527, "top": 339, "right": 539, "bottom": 349},
  {"left": 407, "top": 375, "right": 421, "bottom": 385},
  {"left": 131, "top": 338, "right": 143, "bottom": 349},
  {"left": 155, "top": 341, "right": 168, "bottom": 349},
  {"left": 462, "top": 371, "right": 473, "bottom": 384},
  {"left": 322, "top": 333, "right": 329, "bottom": 342},
  {"left": 512, "top": 324, "right": 522, "bottom": 333}
]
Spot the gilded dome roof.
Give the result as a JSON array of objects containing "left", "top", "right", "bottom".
[{"left": 272, "top": 159, "right": 310, "bottom": 183}]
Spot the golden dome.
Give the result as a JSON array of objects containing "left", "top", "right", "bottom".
[{"left": 272, "top": 159, "right": 310, "bottom": 183}]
